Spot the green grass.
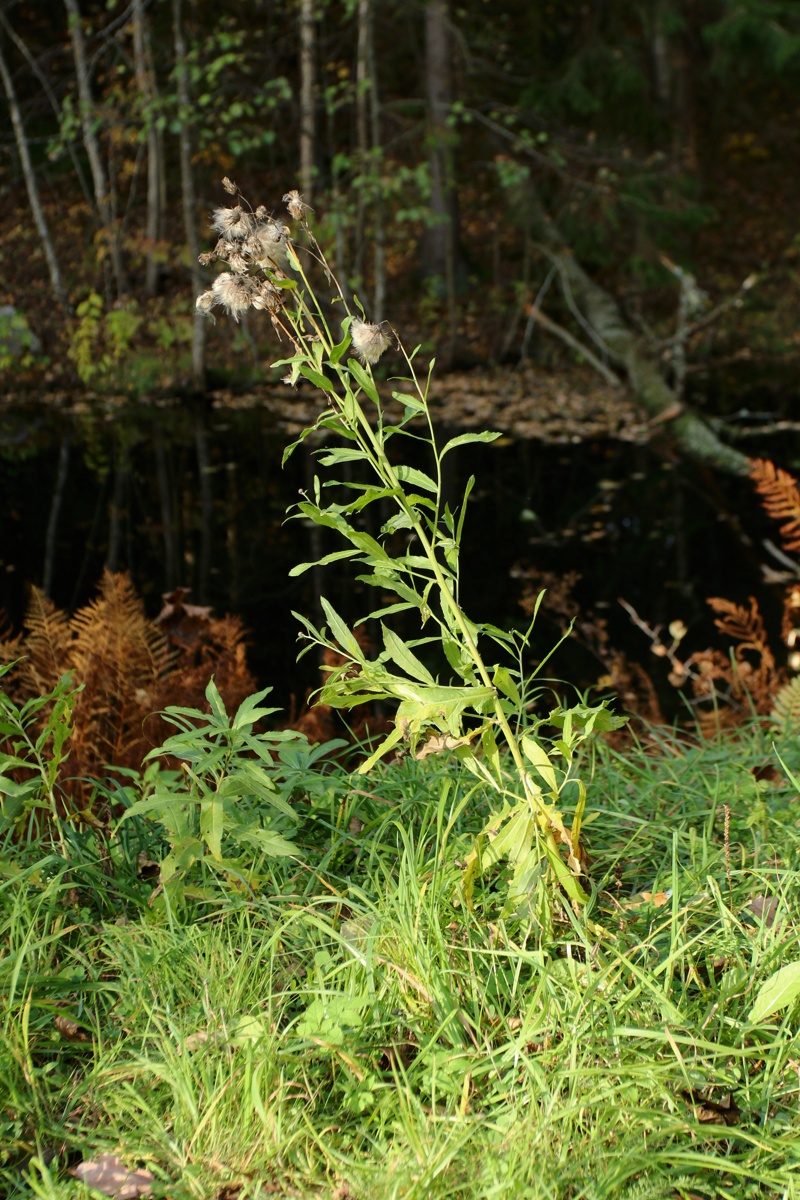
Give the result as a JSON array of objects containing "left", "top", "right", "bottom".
[{"left": 4, "top": 721, "right": 800, "bottom": 1199}]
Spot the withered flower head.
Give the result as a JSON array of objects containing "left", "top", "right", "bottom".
[
  {"left": 226, "top": 249, "right": 248, "bottom": 274},
  {"left": 283, "top": 190, "right": 313, "bottom": 221},
  {"left": 221, "top": 176, "right": 239, "bottom": 196},
  {"left": 255, "top": 205, "right": 268, "bottom": 220},
  {"left": 350, "top": 319, "right": 392, "bottom": 365},
  {"left": 198, "top": 251, "right": 217, "bottom": 267},
  {"left": 243, "top": 220, "right": 290, "bottom": 272},
  {"left": 196, "top": 289, "right": 215, "bottom": 313},
  {"left": 211, "top": 272, "right": 256, "bottom": 321},
  {"left": 252, "top": 279, "right": 282, "bottom": 313},
  {"left": 211, "top": 205, "right": 254, "bottom": 241}
]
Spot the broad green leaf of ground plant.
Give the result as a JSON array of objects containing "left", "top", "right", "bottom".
[{"left": 749, "top": 961, "right": 800, "bottom": 1023}]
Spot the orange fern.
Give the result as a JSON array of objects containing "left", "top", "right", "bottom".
[{"left": 750, "top": 458, "right": 800, "bottom": 552}]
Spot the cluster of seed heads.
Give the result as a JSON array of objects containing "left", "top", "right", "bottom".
[{"left": 195, "top": 179, "right": 393, "bottom": 366}]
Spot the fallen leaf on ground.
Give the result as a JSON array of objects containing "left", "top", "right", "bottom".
[
  {"left": 681, "top": 1088, "right": 740, "bottom": 1126},
  {"left": 71, "top": 1152, "right": 154, "bottom": 1197},
  {"left": 54, "top": 1015, "right": 91, "bottom": 1042},
  {"left": 747, "top": 895, "right": 781, "bottom": 928}
]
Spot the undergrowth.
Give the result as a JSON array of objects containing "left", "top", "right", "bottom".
[{"left": 4, "top": 717, "right": 800, "bottom": 1199}]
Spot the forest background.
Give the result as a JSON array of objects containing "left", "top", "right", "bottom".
[{"left": 2, "top": 0, "right": 800, "bottom": 707}]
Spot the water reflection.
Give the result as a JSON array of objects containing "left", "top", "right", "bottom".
[{"left": 0, "top": 398, "right": 768, "bottom": 715}]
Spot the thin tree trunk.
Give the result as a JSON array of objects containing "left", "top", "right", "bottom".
[
  {"left": 132, "top": 0, "right": 160, "bottom": 297},
  {"left": 354, "top": 0, "right": 369, "bottom": 285},
  {"left": 63, "top": 0, "right": 127, "bottom": 296},
  {"left": 106, "top": 448, "right": 128, "bottom": 572},
  {"left": 0, "top": 8, "right": 94, "bottom": 215},
  {"left": 366, "top": 0, "right": 385, "bottom": 322},
  {"left": 42, "top": 425, "right": 72, "bottom": 596},
  {"left": 299, "top": 0, "right": 316, "bottom": 201},
  {"left": 424, "top": 0, "right": 458, "bottom": 355},
  {"left": 354, "top": 0, "right": 385, "bottom": 319},
  {"left": 194, "top": 413, "right": 212, "bottom": 603},
  {"left": 154, "top": 427, "right": 178, "bottom": 590},
  {"left": 0, "top": 39, "right": 68, "bottom": 307},
  {"left": 172, "top": 0, "right": 205, "bottom": 388}
]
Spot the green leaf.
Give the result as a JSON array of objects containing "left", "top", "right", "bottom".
[
  {"left": 347, "top": 358, "right": 380, "bottom": 403},
  {"left": 440, "top": 431, "right": 501, "bottom": 457},
  {"left": 749, "top": 962, "right": 800, "bottom": 1023},
  {"left": 289, "top": 548, "right": 359, "bottom": 577},
  {"left": 298, "top": 364, "right": 335, "bottom": 393},
  {"left": 522, "top": 736, "right": 558, "bottom": 793},
  {"left": 493, "top": 666, "right": 520, "bottom": 706},
  {"left": 200, "top": 795, "right": 224, "bottom": 861},
  {"left": 357, "top": 721, "right": 406, "bottom": 773},
  {"left": 317, "top": 447, "right": 367, "bottom": 466},
  {"left": 394, "top": 465, "right": 438, "bottom": 494},
  {"left": 330, "top": 330, "right": 352, "bottom": 364},
  {"left": 231, "top": 688, "right": 279, "bottom": 731},
  {"left": 391, "top": 390, "right": 426, "bottom": 412},
  {"left": 381, "top": 624, "right": 436, "bottom": 685},
  {"left": 320, "top": 598, "right": 367, "bottom": 662},
  {"left": 205, "top": 678, "right": 228, "bottom": 724}
]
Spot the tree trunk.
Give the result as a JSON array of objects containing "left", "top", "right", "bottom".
[
  {"left": 132, "top": 0, "right": 160, "bottom": 297},
  {"left": 424, "top": 0, "right": 459, "bottom": 353},
  {"left": 299, "top": 0, "right": 316, "bottom": 202},
  {"left": 0, "top": 37, "right": 68, "bottom": 307},
  {"left": 355, "top": 0, "right": 385, "bottom": 320},
  {"left": 43, "top": 425, "right": 72, "bottom": 596},
  {"left": 172, "top": 0, "right": 205, "bottom": 389},
  {"left": 194, "top": 413, "right": 212, "bottom": 603},
  {"left": 154, "top": 427, "right": 178, "bottom": 590},
  {"left": 533, "top": 206, "right": 749, "bottom": 475},
  {"left": 63, "top": 0, "right": 127, "bottom": 297},
  {"left": 0, "top": 8, "right": 94, "bottom": 216}
]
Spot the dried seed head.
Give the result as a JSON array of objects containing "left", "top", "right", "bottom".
[
  {"left": 211, "top": 272, "right": 255, "bottom": 320},
  {"left": 226, "top": 249, "right": 249, "bottom": 274},
  {"left": 283, "top": 189, "right": 312, "bottom": 221},
  {"left": 196, "top": 289, "right": 215, "bottom": 313},
  {"left": 350, "top": 319, "right": 392, "bottom": 365},
  {"left": 255, "top": 205, "right": 268, "bottom": 219},
  {"left": 243, "top": 220, "right": 290, "bottom": 272},
  {"left": 198, "top": 251, "right": 217, "bottom": 267},
  {"left": 252, "top": 279, "right": 282, "bottom": 313},
  {"left": 210, "top": 205, "right": 254, "bottom": 241},
  {"left": 221, "top": 176, "right": 239, "bottom": 196}
]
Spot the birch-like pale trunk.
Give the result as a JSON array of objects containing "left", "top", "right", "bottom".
[
  {"left": 132, "top": 0, "right": 161, "bottom": 297},
  {"left": 0, "top": 38, "right": 68, "bottom": 307},
  {"left": 172, "top": 0, "right": 205, "bottom": 388},
  {"left": 63, "top": 0, "right": 127, "bottom": 296},
  {"left": 299, "top": 0, "right": 315, "bottom": 202},
  {"left": 424, "top": 0, "right": 458, "bottom": 354},
  {"left": 354, "top": 0, "right": 385, "bottom": 319}
]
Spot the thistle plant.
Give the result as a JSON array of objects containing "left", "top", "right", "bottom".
[{"left": 196, "top": 179, "right": 626, "bottom": 928}]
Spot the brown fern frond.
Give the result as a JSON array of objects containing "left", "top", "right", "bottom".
[
  {"left": 15, "top": 587, "right": 72, "bottom": 699},
  {"left": 750, "top": 458, "right": 800, "bottom": 552},
  {"left": 707, "top": 596, "right": 775, "bottom": 670}
]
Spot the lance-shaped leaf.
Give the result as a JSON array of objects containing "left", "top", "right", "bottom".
[{"left": 381, "top": 624, "right": 436, "bottom": 685}]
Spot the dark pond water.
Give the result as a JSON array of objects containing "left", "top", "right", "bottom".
[{"left": 0, "top": 394, "right": 786, "bottom": 718}]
